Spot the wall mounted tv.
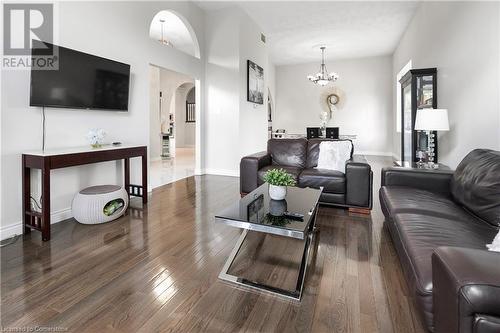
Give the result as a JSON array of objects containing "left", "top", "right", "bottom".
[{"left": 30, "top": 42, "right": 130, "bottom": 111}]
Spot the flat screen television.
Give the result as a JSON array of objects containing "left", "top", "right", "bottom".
[{"left": 30, "top": 42, "right": 130, "bottom": 111}]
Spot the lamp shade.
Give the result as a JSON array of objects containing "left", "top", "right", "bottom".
[{"left": 414, "top": 109, "right": 449, "bottom": 131}]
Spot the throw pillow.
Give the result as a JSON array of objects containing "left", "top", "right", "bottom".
[
  {"left": 316, "top": 140, "right": 352, "bottom": 173},
  {"left": 487, "top": 229, "right": 500, "bottom": 252}
]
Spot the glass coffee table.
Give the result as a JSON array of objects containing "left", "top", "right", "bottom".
[{"left": 215, "top": 183, "right": 322, "bottom": 301}]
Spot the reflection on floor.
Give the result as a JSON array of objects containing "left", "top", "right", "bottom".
[{"left": 150, "top": 147, "right": 195, "bottom": 189}]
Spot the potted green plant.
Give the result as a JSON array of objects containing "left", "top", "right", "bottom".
[{"left": 263, "top": 168, "right": 296, "bottom": 200}]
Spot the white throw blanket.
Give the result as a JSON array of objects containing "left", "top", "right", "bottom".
[
  {"left": 316, "top": 140, "right": 353, "bottom": 173},
  {"left": 487, "top": 229, "right": 500, "bottom": 252}
]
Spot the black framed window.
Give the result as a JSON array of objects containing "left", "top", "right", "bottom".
[{"left": 186, "top": 102, "right": 195, "bottom": 123}]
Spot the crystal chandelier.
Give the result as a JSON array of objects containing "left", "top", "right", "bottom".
[
  {"left": 158, "top": 19, "right": 173, "bottom": 46},
  {"left": 307, "top": 46, "right": 338, "bottom": 86}
]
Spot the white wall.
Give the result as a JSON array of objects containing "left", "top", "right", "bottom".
[
  {"left": 1, "top": 1, "right": 205, "bottom": 239},
  {"left": 392, "top": 2, "right": 500, "bottom": 167},
  {"left": 275, "top": 56, "right": 393, "bottom": 156},
  {"left": 238, "top": 11, "right": 271, "bottom": 158},
  {"left": 149, "top": 65, "right": 161, "bottom": 158},
  {"left": 204, "top": 6, "right": 274, "bottom": 176},
  {"left": 204, "top": 8, "right": 241, "bottom": 176}
]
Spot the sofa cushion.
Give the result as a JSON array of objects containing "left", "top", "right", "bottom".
[
  {"left": 305, "top": 138, "right": 354, "bottom": 169},
  {"left": 380, "top": 186, "right": 477, "bottom": 222},
  {"left": 257, "top": 165, "right": 302, "bottom": 186},
  {"left": 451, "top": 149, "right": 500, "bottom": 227},
  {"left": 391, "top": 213, "right": 497, "bottom": 298},
  {"left": 298, "top": 168, "right": 345, "bottom": 193},
  {"left": 267, "top": 138, "right": 307, "bottom": 168}
]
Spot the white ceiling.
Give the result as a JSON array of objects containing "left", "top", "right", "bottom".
[
  {"left": 196, "top": 1, "right": 420, "bottom": 66},
  {"left": 149, "top": 11, "right": 196, "bottom": 57}
]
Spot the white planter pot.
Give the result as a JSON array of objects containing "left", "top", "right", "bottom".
[{"left": 269, "top": 184, "right": 287, "bottom": 200}]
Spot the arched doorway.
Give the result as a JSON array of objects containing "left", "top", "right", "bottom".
[
  {"left": 149, "top": 66, "right": 196, "bottom": 188},
  {"left": 148, "top": 10, "right": 201, "bottom": 188}
]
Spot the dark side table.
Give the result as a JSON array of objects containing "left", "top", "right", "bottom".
[{"left": 22, "top": 144, "right": 147, "bottom": 241}]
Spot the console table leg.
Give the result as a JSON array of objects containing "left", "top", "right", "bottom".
[
  {"left": 124, "top": 158, "right": 130, "bottom": 198},
  {"left": 22, "top": 156, "right": 31, "bottom": 235},
  {"left": 41, "top": 159, "right": 51, "bottom": 241},
  {"left": 141, "top": 153, "right": 148, "bottom": 204}
]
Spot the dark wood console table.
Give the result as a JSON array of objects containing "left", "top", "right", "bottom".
[{"left": 22, "top": 144, "right": 147, "bottom": 241}]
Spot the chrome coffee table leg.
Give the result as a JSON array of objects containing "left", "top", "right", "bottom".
[{"left": 218, "top": 207, "right": 319, "bottom": 302}]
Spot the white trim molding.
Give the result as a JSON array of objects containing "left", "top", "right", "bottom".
[
  {"left": 356, "top": 151, "right": 394, "bottom": 157},
  {"left": 0, "top": 207, "right": 73, "bottom": 241},
  {"left": 203, "top": 169, "right": 239, "bottom": 178}
]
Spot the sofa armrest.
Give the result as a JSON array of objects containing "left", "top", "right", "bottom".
[
  {"left": 345, "top": 155, "right": 373, "bottom": 209},
  {"left": 381, "top": 167, "right": 454, "bottom": 196},
  {"left": 432, "top": 247, "right": 500, "bottom": 333},
  {"left": 240, "top": 151, "right": 271, "bottom": 194}
]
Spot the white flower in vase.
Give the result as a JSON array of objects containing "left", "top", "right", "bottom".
[{"left": 86, "top": 128, "right": 106, "bottom": 148}]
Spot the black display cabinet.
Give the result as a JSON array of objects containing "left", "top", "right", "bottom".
[{"left": 399, "top": 68, "right": 437, "bottom": 163}]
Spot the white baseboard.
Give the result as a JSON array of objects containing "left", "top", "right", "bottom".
[
  {"left": 0, "top": 207, "right": 72, "bottom": 241},
  {"left": 356, "top": 151, "right": 393, "bottom": 157},
  {"left": 203, "top": 168, "right": 239, "bottom": 177}
]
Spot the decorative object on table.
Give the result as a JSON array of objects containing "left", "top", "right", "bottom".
[
  {"left": 306, "top": 127, "right": 321, "bottom": 140},
  {"left": 247, "top": 60, "right": 264, "bottom": 104},
  {"left": 263, "top": 168, "right": 296, "bottom": 200},
  {"left": 325, "top": 127, "right": 339, "bottom": 139},
  {"left": 318, "top": 87, "right": 345, "bottom": 131},
  {"left": 269, "top": 199, "right": 287, "bottom": 217},
  {"left": 414, "top": 108, "right": 449, "bottom": 169},
  {"left": 316, "top": 140, "right": 353, "bottom": 173},
  {"left": 319, "top": 112, "right": 329, "bottom": 134},
  {"left": 486, "top": 229, "right": 500, "bottom": 252},
  {"left": 272, "top": 129, "right": 286, "bottom": 139},
  {"left": 307, "top": 46, "right": 339, "bottom": 86},
  {"left": 247, "top": 194, "right": 264, "bottom": 223},
  {"left": 86, "top": 128, "right": 106, "bottom": 148},
  {"left": 416, "top": 150, "right": 427, "bottom": 167},
  {"left": 72, "top": 185, "right": 129, "bottom": 224},
  {"left": 399, "top": 68, "right": 437, "bottom": 163}
]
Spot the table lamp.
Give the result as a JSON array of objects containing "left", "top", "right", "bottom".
[{"left": 414, "top": 108, "right": 449, "bottom": 168}]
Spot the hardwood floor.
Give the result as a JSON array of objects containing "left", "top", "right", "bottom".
[{"left": 1, "top": 157, "right": 426, "bottom": 333}]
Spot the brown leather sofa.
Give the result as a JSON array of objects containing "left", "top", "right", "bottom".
[
  {"left": 380, "top": 149, "right": 500, "bottom": 333},
  {"left": 240, "top": 138, "right": 373, "bottom": 210}
]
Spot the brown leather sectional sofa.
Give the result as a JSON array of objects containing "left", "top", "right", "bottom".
[
  {"left": 380, "top": 149, "right": 500, "bottom": 333},
  {"left": 240, "top": 138, "right": 373, "bottom": 210}
]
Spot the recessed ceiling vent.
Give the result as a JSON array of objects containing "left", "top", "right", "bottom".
[{"left": 261, "top": 33, "right": 266, "bottom": 43}]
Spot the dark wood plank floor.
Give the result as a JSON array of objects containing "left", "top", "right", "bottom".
[{"left": 1, "top": 157, "right": 426, "bottom": 333}]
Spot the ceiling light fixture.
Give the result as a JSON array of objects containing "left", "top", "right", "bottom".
[
  {"left": 307, "top": 46, "right": 338, "bottom": 86},
  {"left": 158, "top": 19, "right": 173, "bottom": 46}
]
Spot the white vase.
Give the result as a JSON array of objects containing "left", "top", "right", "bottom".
[{"left": 269, "top": 184, "right": 287, "bottom": 200}]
